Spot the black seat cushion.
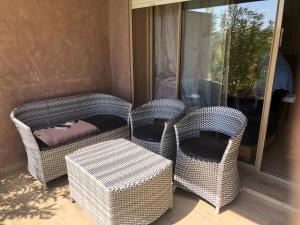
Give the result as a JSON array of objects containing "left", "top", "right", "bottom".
[
  {"left": 36, "top": 138, "right": 49, "bottom": 149},
  {"left": 133, "top": 123, "right": 165, "bottom": 142},
  {"left": 180, "top": 131, "right": 230, "bottom": 163},
  {"left": 241, "top": 112, "right": 278, "bottom": 146},
  {"left": 81, "top": 114, "right": 127, "bottom": 133},
  {"left": 36, "top": 114, "right": 127, "bottom": 149}
]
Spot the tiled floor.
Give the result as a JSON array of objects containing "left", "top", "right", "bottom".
[
  {"left": 239, "top": 167, "right": 294, "bottom": 208},
  {"left": 0, "top": 169, "right": 291, "bottom": 225},
  {"left": 260, "top": 111, "right": 300, "bottom": 181}
]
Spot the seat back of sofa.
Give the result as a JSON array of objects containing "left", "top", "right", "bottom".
[{"left": 12, "top": 93, "right": 130, "bottom": 129}]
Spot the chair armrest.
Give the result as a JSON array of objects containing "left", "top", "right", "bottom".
[
  {"left": 107, "top": 98, "right": 132, "bottom": 124},
  {"left": 130, "top": 105, "right": 154, "bottom": 128},
  {"left": 129, "top": 111, "right": 152, "bottom": 138},
  {"left": 122, "top": 101, "right": 132, "bottom": 124},
  {"left": 163, "top": 115, "right": 182, "bottom": 140},
  {"left": 174, "top": 113, "right": 202, "bottom": 143},
  {"left": 166, "top": 110, "right": 185, "bottom": 127},
  {"left": 220, "top": 123, "right": 246, "bottom": 167}
]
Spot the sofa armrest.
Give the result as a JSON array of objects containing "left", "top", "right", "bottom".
[
  {"left": 103, "top": 97, "right": 132, "bottom": 124},
  {"left": 10, "top": 110, "right": 44, "bottom": 181},
  {"left": 10, "top": 110, "right": 41, "bottom": 157}
]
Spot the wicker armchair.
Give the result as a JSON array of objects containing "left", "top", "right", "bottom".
[
  {"left": 10, "top": 93, "right": 132, "bottom": 189},
  {"left": 174, "top": 107, "right": 247, "bottom": 214},
  {"left": 130, "top": 99, "right": 186, "bottom": 162}
]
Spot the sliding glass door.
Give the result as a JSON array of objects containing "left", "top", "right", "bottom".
[
  {"left": 132, "top": 0, "right": 285, "bottom": 168},
  {"left": 180, "top": 0, "right": 278, "bottom": 164}
]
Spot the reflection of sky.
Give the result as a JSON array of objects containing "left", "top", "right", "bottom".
[{"left": 190, "top": 0, "right": 277, "bottom": 28}]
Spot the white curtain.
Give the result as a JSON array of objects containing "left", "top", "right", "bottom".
[{"left": 153, "top": 4, "right": 179, "bottom": 99}]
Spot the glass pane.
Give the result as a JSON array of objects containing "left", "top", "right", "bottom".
[
  {"left": 261, "top": 80, "right": 296, "bottom": 180},
  {"left": 180, "top": 0, "right": 278, "bottom": 164},
  {"left": 261, "top": 0, "right": 298, "bottom": 180},
  {"left": 153, "top": 4, "right": 180, "bottom": 99}
]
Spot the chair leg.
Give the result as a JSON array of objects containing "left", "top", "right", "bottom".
[
  {"left": 216, "top": 206, "right": 220, "bottom": 214},
  {"left": 42, "top": 181, "right": 47, "bottom": 190},
  {"left": 173, "top": 184, "right": 177, "bottom": 192}
]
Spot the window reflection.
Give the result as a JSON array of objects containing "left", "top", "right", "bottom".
[{"left": 180, "top": 0, "right": 277, "bottom": 164}]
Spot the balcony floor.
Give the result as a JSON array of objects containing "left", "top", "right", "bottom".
[{"left": 0, "top": 169, "right": 290, "bottom": 225}]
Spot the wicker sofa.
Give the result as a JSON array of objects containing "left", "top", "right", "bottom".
[{"left": 10, "top": 93, "right": 132, "bottom": 189}]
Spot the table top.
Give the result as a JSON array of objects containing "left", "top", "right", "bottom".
[{"left": 66, "top": 138, "right": 172, "bottom": 191}]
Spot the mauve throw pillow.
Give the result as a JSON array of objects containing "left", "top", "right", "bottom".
[{"left": 33, "top": 120, "right": 98, "bottom": 147}]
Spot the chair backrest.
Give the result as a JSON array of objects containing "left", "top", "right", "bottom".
[
  {"left": 132, "top": 98, "right": 186, "bottom": 124},
  {"left": 176, "top": 106, "right": 247, "bottom": 138},
  {"left": 131, "top": 98, "right": 185, "bottom": 125},
  {"left": 11, "top": 93, "right": 130, "bottom": 129}
]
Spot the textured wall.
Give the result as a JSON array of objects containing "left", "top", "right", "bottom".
[
  {"left": 0, "top": 0, "right": 112, "bottom": 169},
  {"left": 109, "top": 0, "right": 133, "bottom": 102},
  {"left": 132, "top": 8, "right": 150, "bottom": 106}
]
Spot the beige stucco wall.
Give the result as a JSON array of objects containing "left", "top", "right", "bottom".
[{"left": 0, "top": 0, "right": 132, "bottom": 170}]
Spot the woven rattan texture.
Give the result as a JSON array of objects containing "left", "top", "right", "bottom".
[
  {"left": 10, "top": 93, "right": 132, "bottom": 188},
  {"left": 174, "top": 106, "right": 247, "bottom": 214},
  {"left": 66, "top": 139, "right": 173, "bottom": 225},
  {"left": 130, "top": 98, "right": 186, "bottom": 162}
]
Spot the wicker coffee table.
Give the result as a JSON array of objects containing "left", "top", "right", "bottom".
[{"left": 65, "top": 139, "right": 173, "bottom": 225}]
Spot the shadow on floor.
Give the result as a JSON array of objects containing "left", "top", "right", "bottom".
[
  {"left": 153, "top": 188, "right": 290, "bottom": 225},
  {"left": 0, "top": 169, "right": 69, "bottom": 224},
  {"left": 0, "top": 169, "right": 290, "bottom": 225},
  {"left": 152, "top": 189, "right": 201, "bottom": 225},
  {"left": 0, "top": 169, "right": 199, "bottom": 225}
]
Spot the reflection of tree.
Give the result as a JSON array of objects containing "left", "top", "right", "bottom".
[
  {"left": 209, "top": 10, "right": 227, "bottom": 83},
  {"left": 209, "top": 5, "right": 274, "bottom": 96}
]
